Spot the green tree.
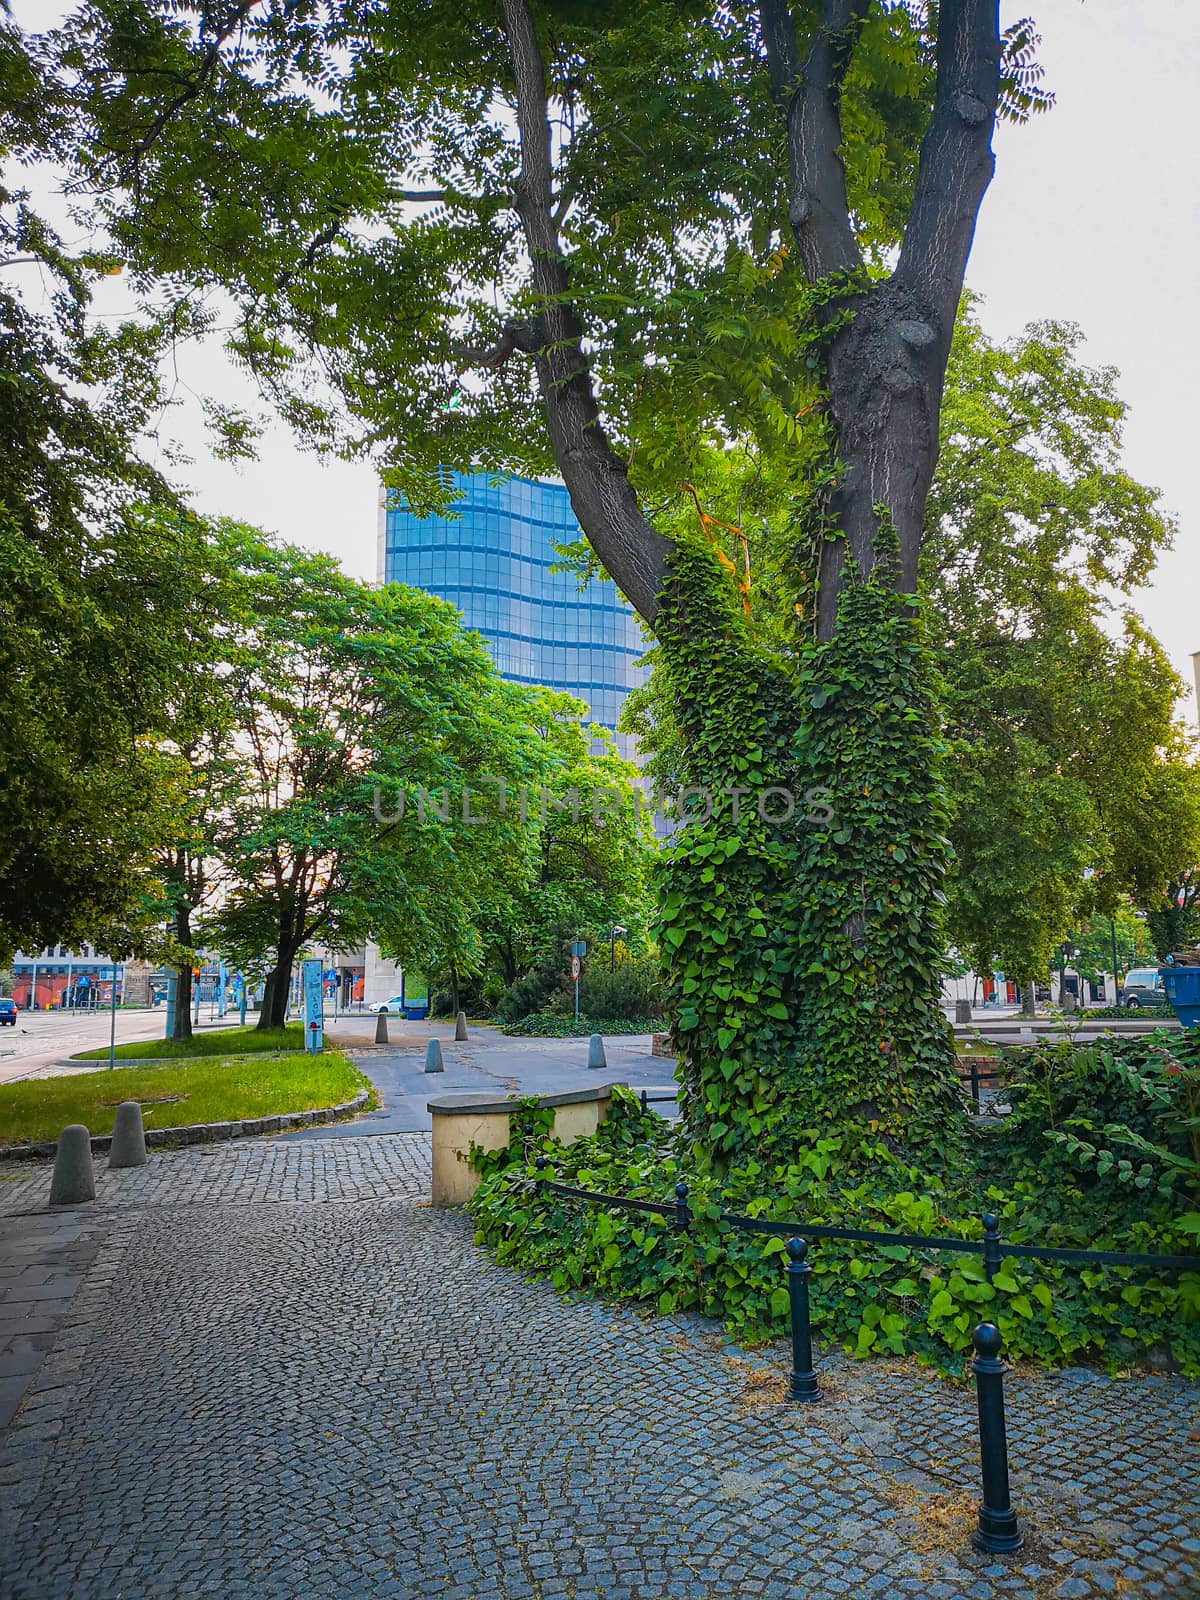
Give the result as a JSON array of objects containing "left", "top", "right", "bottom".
[
  {"left": 1127, "top": 758, "right": 1200, "bottom": 960},
  {"left": 922, "top": 312, "right": 1186, "bottom": 982},
  {"left": 197, "top": 531, "right": 559, "bottom": 1029},
  {"left": 0, "top": 13, "right": 243, "bottom": 963},
  {"left": 34, "top": 0, "right": 1052, "bottom": 1163},
  {"left": 1063, "top": 905, "right": 1154, "bottom": 993},
  {"left": 474, "top": 692, "right": 653, "bottom": 1001}
]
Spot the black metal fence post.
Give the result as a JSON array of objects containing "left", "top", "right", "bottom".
[
  {"left": 970, "top": 1322, "right": 1022, "bottom": 1554},
  {"left": 970, "top": 1059, "right": 981, "bottom": 1114},
  {"left": 673, "top": 1181, "right": 691, "bottom": 1233},
  {"left": 981, "top": 1212, "right": 1002, "bottom": 1284},
  {"left": 785, "top": 1238, "right": 822, "bottom": 1402}
]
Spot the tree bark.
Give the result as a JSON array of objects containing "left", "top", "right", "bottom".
[
  {"left": 257, "top": 957, "right": 295, "bottom": 1030},
  {"left": 171, "top": 903, "right": 193, "bottom": 1042},
  {"left": 499, "top": 0, "right": 672, "bottom": 628},
  {"left": 760, "top": 0, "right": 1000, "bottom": 639}
]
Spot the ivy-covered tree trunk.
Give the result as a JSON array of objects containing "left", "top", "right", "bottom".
[{"left": 656, "top": 540, "right": 961, "bottom": 1168}]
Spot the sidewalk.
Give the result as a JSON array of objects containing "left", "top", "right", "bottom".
[{"left": 1, "top": 1135, "right": 1196, "bottom": 1599}]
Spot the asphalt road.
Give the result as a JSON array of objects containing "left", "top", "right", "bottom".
[{"left": 0, "top": 1009, "right": 194, "bottom": 1086}]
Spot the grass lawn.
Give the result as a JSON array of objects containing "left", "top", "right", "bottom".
[
  {"left": 0, "top": 1050, "right": 372, "bottom": 1145},
  {"left": 73, "top": 1024, "right": 309, "bottom": 1061}
]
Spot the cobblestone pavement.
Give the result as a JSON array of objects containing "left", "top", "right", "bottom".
[
  {"left": 1, "top": 1135, "right": 1197, "bottom": 1599},
  {"left": 0, "top": 1132, "right": 431, "bottom": 1217}
]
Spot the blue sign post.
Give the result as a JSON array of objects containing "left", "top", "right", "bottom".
[{"left": 302, "top": 958, "right": 324, "bottom": 1054}]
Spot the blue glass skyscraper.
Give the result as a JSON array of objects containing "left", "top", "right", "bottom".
[{"left": 379, "top": 472, "right": 646, "bottom": 748}]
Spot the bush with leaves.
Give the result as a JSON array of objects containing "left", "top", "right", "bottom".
[
  {"left": 499, "top": 1013, "right": 661, "bottom": 1039},
  {"left": 990, "top": 1030, "right": 1200, "bottom": 1216},
  {"left": 470, "top": 1035, "right": 1200, "bottom": 1375},
  {"left": 497, "top": 953, "right": 572, "bottom": 1023},
  {"left": 579, "top": 956, "right": 664, "bottom": 1023}
]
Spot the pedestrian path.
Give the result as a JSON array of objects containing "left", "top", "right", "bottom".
[
  {"left": 0, "top": 1131, "right": 431, "bottom": 1216},
  {"left": 0, "top": 1135, "right": 1196, "bottom": 1599}
]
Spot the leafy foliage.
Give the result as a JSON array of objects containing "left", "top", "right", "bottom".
[
  {"left": 470, "top": 1033, "right": 1200, "bottom": 1375},
  {"left": 461, "top": 701, "right": 654, "bottom": 1010},
  {"left": 187, "top": 529, "right": 569, "bottom": 1026},
  {"left": 498, "top": 1013, "right": 662, "bottom": 1039},
  {"left": 922, "top": 311, "right": 1187, "bottom": 983},
  {"left": 653, "top": 530, "right": 960, "bottom": 1168},
  {"left": 499, "top": 950, "right": 663, "bottom": 1024}
]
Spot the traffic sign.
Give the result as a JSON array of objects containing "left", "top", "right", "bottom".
[{"left": 570, "top": 956, "right": 581, "bottom": 980}]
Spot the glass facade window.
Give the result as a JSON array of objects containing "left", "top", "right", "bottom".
[{"left": 382, "top": 472, "right": 647, "bottom": 751}]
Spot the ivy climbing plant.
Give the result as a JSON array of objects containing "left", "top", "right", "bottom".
[{"left": 657, "top": 527, "right": 961, "bottom": 1170}]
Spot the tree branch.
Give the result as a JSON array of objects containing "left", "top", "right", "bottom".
[
  {"left": 894, "top": 0, "right": 1001, "bottom": 324},
  {"left": 456, "top": 317, "right": 544, "bottom": 371},
  {"left": 90, "top": 0, "right": 265, "bottom": 180},
  {"left": 499, "top": 0, "right": 671, "bottom": 629},
  {"left": 759, "top": 0, "right": 868, "bottom": 280}
]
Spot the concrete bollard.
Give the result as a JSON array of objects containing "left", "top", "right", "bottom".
[
  {"left": 109, "top": 1101, "right": 148, "bottom": 1169},
  {"left": 49, "top": 1125, "right": 96, "bottom": 1206},
  {"left": 374, "top": 1011, "right": 389, "bottom": 1045},
  {"left": 587, "top": 1033, "right": 607, "bottom": 1070},
  {"left": 424, "top": 1037, "right": 444, "bottom": 1073},
  {"left": 955, "top": 999, "right": 973, "bottom": 1025},
  {"left": 454, "top": 1009, "right": 469, "bottom": 1042}
]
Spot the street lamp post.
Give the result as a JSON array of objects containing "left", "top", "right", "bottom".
[
  {"left": 107, "top": 959, "right": 120, "bottom": 1069},
  {"left": 609, "top": 924, "right": 627, "bottom": 974}
]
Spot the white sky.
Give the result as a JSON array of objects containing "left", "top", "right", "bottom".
[{"left": 16, "top": 1, "right": 1200, "bottom": 719}]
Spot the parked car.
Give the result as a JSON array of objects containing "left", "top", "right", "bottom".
[
  {"left": 0, "top": 998, "right": 18, "bottom": 1026},
  {"left": 368, "top": 995, "right": 408, "bottom": 1014},
  {"left": 1121, "top": 968, "right": 1166, "bottom": 1008}
]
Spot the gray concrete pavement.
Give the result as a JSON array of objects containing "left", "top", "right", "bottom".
[{"left": 283, "top": 1023, "right": 679, "bottom": 1139}]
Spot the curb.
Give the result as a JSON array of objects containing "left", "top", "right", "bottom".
[{"left": 0, "top": 1089, "right": 371, "bottom": 1162}]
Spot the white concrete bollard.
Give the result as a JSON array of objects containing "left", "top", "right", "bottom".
[{"left": 424, "top": 1037, "right": 444, "bottom": 1073}]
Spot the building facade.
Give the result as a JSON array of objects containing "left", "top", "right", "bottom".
[
  {"left": 379, "top": 472, "right": 646, "bottom": 751},
  {"left": 10, "top": 947, "right": 125, "bottom": 1009}
]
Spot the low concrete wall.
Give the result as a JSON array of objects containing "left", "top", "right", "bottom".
[{"left": 428, "top": 1084, "right": 621, "bottom": 1207}]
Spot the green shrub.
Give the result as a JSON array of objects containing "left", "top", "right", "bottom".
[
  {"left": 498, "top": 960, "right": 570, "bottom": 1023},
  {"left": 499, "top": 1012, "right": 661, "bottom": 1038},
  {"left": 1082, "top": 1004, "right": 1175, "bottom": 1020},
  {"left": 579, "top": 956, "right": 664, "bottom": 1022},
  {"left": 469, "top": 1035, "right": 1200, "bottom": 1375}
]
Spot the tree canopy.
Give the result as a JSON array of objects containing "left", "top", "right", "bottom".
[
  {"left": 21, "top": 0, "right": 1037, "bottom": 1162},
  {"left": 0, "top": 12, "right": 232, "bottom": 960},
  {"left": 924, "top": 311, "right": 1191, "bottom": 983}
]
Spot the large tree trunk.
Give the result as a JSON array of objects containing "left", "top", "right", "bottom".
[
  {"left": 495, "top": 0, "right": 1001, "bottom": 1166},
  {"left": 170, "top": 904, "right": 193, "bottom": 1042},
  {"left": 257, "top": 943, "right": 302, "bottom": 1030},
  {"left": 818, "top": 281, "right": 948, "bottom": 639}
]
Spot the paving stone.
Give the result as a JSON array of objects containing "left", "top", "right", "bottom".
[{"left": 0, "top": 1131, "right": 1196, "bottom": 1599}]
